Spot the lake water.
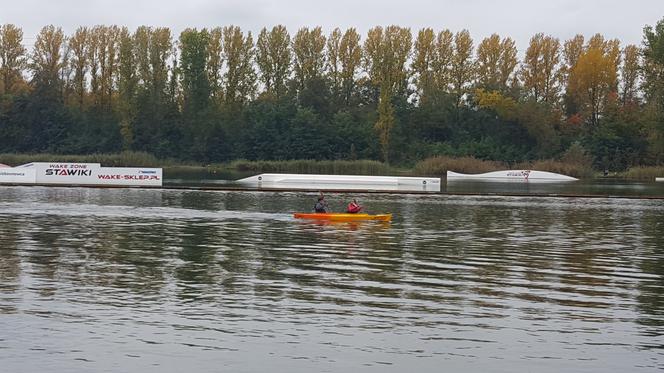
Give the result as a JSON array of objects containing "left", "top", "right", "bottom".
[{"left": 0, "top": 185, "right": 663, "bottom": 372}]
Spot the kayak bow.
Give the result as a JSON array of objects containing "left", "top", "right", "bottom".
[{"left": 293, "top": 213, "right": 392, "bottom": 222}]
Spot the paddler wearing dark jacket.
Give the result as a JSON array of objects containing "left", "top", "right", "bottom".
[{"left": 314, "top": 193, "right": 328, "bottom": 213}]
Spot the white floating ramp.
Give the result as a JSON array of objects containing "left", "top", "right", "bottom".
[
  {"left": 657, "top": 177, "right": 663, "bottom": 182},
  {"left": 447, "top": 170, "right": 577, "bottom": 182},
  {"left": 236, "top": 173, "right": 441, "bottom": 192}
]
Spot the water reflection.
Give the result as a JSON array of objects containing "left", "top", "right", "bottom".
[{"left": 0, "top": 186, "right": 662, "bottom": 372}]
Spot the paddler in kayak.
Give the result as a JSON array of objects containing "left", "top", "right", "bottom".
[
  {"left": 314, "top": 193, "right": 328, "bottom": 213},
  {"left": 346, "top": 199, "right": 362, "bottom": 213}
]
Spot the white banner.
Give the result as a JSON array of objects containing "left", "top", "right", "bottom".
[
  {"left": 93, "top": 167, "right": 162, "bottom": 186},
  {"left": 0, "top": 168, "right": 36, "bottom": 183},
  {"left": 8, "top": 163, "right": 163, "bottom": 187}
]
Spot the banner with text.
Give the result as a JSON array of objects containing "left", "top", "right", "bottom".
[{"left": 11, "top": 163, "right": 163, "bottom": 186}]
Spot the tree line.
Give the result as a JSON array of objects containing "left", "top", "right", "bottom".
[{"left": 0, "top": 20, "right": 663, "bottom": 170}]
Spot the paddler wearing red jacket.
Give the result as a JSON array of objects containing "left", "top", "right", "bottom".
[{"left": 346, "top": 199, "right": 362, "bottom": 213}]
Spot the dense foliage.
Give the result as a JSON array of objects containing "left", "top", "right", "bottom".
[{"left": 1, "top": 20, "right": 663, "bottom": 171}]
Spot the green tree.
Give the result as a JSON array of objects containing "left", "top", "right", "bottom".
[
  {"left": 179, "top": 28, "right": 214, "bottom": 159},
  {"left": 179, "top": 28, "right": 211, "bottom": 114},
  {"left": 132, "top": 26, "right": 175, "bottom": 154},
  {"left": 375, "top": 88, "right": 395, "bottom": 162},
  {"left": 117, "top": 26, "right": 137, "bottom": 150},
  {"left": 643, "top": 17, "right": 664, "bottom": 162}
]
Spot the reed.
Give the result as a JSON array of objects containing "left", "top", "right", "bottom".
[
  {"left": 622, "top": 166, "right": 664, "bottom": 180},
  {"left": 0, "top": 151, "right": 170, "bottom": 167},
  {"left": 514, "top": 159, "right": 594, "bottom": 179},
  {"left": 413, "top": 156, "right": 503, "bottom": 176},
  {"left": 221, "top": 159, "right": 395, "bottom": 175}
]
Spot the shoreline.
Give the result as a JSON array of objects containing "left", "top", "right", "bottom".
[
  {"left": 2, "top": 182, "right": 663, "bottom": 200},
  {"left": 1, "top": 152, "right": 662, "bottom": 182}
]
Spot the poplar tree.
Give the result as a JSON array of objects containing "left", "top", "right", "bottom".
[
  {"left": 521, "top": 33, "right": 561, "bottom": 103},
  {"left": 292, "top": 26, "right": 326, "bottom": 91},
  {"left": 0, "top": 24, "right": 27, "bottom": 96},
  {"left": 222, "top": 26, "right": 256, "bottom": 107},
  {"left": 476, "top": 33, "right": 517, "bottom": 92},
  {"left": 450, "top": 29, "right": 474, "bottom": 109},
  {"left": 412, "top": 28, "right": 436, "bottom": 102},
  {"left": 620, "top": 44, "right": 640, "bottom": 104},
  {"left": 256, "top": 25, "right": 291, "bottom": 98},
  {"left": 68, "top": 27, "right": 88, "bottom": 108},
  {"left": 338, "top": 28, "right": 361, "bottom": 106}
]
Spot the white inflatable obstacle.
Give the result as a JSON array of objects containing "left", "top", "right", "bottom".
[{"left": 447, "top": 170, "right": 578, "bottom": 182}]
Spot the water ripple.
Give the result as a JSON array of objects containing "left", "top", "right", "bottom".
[{"left": 0, "top": 186, "right": 663, "bottom": 372}]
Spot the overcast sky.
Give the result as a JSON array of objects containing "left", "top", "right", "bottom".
[{"left": 2, "top": 0, "right": 663, "bottom": 52}]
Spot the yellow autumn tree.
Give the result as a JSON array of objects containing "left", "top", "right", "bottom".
[
  {"left": 0, "top": 24, "right": 28, "bottom": 95},
  {"left": 567, "top": 34, "right": 620, "bottom": 126},
  {"left": 475, "top": 88, "right": 517, "bottom": 120}
]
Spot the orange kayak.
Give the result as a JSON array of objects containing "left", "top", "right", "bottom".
[{"left": 293, "top": 213, "right": 392, "bottom": 222}]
